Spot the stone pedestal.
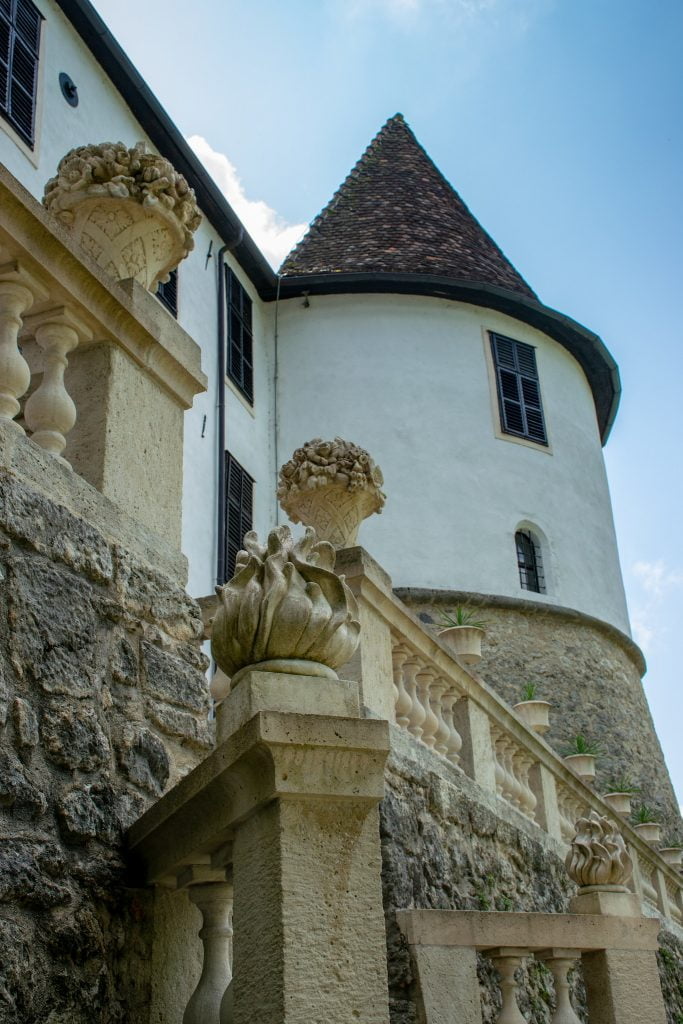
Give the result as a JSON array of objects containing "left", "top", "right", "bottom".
[{"left": 581, "top": 948, "right": 667, "bottom": 1024}]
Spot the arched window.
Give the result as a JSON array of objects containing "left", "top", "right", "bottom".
[{"left": 515, "top": 530, "right": 545, "bottom": 593}]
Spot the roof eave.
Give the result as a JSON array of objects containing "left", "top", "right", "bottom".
[
  {"left": 270, "top": 271, "right": 620, "bottom": 444},
  {"left": 54, "top": 0, "right": 276, "bottom": 295}
]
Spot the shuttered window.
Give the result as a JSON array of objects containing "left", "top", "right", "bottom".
[
  {"left": 0, "top": 0, "right": 42, "bottom": 148},
  {"left": 156, "top": 268, "right": 178, "bottom": 317},
  {"left": 516, "top": 530, "right": 545, "bottom": 593},
  {"left": 224, "top": 451, "right": 253, "bottom": 581},
  {"left": 226, "top": 267, "right": 253, "bottom": 404},
  {"left": 490, "top": 332, "right": 548, "bottom": 445}
]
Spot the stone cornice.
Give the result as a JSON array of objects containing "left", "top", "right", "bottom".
[{"left": 0, "top": 165, "right": 206, "bottom": 409}]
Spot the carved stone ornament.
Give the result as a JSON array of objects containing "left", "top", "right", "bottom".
[
  {"left": 277, "top": 437, "right": 386, "bottom": 548},
  {"left": 211, "top": 524, "right": 360, "bottom": 684},
  {"left": 565, "top": 810, "right": 633, "bottom": 890},
  {"left": 43, "top": 142, "right": 201, "bottom": 290}
]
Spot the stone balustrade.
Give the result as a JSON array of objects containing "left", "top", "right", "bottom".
[
  {"left": 336, "top": 546, "right": 683, "bottom": 935},
  {"left": 0, "top": 165, "right": 206, "bottom": 548}
]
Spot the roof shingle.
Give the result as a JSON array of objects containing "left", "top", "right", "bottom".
[{"left": 280, "top": 114, "right": 536, "bottom": 300}]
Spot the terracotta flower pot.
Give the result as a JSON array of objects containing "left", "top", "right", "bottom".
[
  {"left": 513, "top": 699, "right": 551, "bottom": 735},
  {"left": 602, "top": 792, "right": 633, "bottom": 817},
  {"left": 563, "top": 752, "right": 596, "bottom": 783},
  {"left": 438, "top": 625, "right": 485, "bottom": 665},
  {"left": 633, "top": 821, "right": 662, "bottom": 844},
  {"left": 658, "top": 847, "right": 683, "bottom": 868}
]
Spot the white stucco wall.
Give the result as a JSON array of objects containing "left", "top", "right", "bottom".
[
  {"left": 0, "top": 0, "right": 275, "bottom": 600},
  {"left": 275, "top": 293, "right": 631, "bottom": 634}
]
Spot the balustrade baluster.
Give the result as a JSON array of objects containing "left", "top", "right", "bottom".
[
  {"left": 491, "top": 953, "right": 527, "bottom": 1024},
  {"left": 544, "top": 956, "right": 581, "bottom": 1024},
  {"left": 440, "top": 687, "right": 462, "bottom": 765},
  {"left": 183, "top": 881, "right": 234, "bottom": 1024},
  {"left": 429, "top": 675, "right": 450, "bottom": 758},
  {"left": 491, "top": 726, "right": 506, "bottom": 797},
  {"left": 23, "top": 307, "right": 92, "bottom": 464},
  {"left": 391, "top": 644, "right": 412, "bottom": 730},
  {"left": 0, "top": 263, "right": 45, "bottom": 429},
  {"left": 402, "top": 657, "right": 425, "bottom": 739},
  {"left": 513, "top": 750, "right": 537, "bottom": 821},
  {"left": 415, "top": 665, "right": 439, "bottom": 749}
]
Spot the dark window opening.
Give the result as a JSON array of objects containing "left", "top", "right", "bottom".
[
  {"left": 156, "top": 268, "right": 178, "bottom": 317},
  {"left": 516, "top": 530, "right": 545, "bottom": 593},
  {"left": 224, "top": 451, "right": 253, "bottom": 581},
  {"left": 490, "top": 332, "right": 548, "bottom": 445},
  {"left": 226, "top": 266, "right": 253, "bottom": 403},
  {"left": 0, "top": 0, "right": 42, "bottom": 147}
]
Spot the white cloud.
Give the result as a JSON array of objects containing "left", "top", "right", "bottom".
[
  {"left": 629, "top": 559, "right": 683, "bottom": 654},
  {"left": 632, "top": 560, "right": 683, "bottom": 599},
  {"left": 187, "top": 135, "right": 307, "bottom": 270}
]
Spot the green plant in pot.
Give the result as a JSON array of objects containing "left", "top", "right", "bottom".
[
  {"left": 437, "top": 607, "right": 487, "bottom": 666},
  {"left": 563, "top": 734, "right": 601, "bottom": 783},
  {"left": 632, "top": 804, "right": 662, "bottom": 845},
  {"left": 513, "top": 682, "right": 551, "bottom": 735},
  {"left": 602, "top": 776, "right": 640, "bottom": 818},
  {"left": 658, "top": 835, "right": 683, "bottom": 868}
]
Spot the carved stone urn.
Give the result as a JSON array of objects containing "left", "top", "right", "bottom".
[
  {"left": 43, "top": 142, "right": 201, "bottom": 290},
  {"left": 277, "top": 437, "right": 385, "bottom": 548},
  {"left": 210, "top": 524, "right": 360, "bottom": 690}
]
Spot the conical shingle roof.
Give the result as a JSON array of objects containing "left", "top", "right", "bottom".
[{"left": 280, "top": 114, "right": 536, "bottom": 299}]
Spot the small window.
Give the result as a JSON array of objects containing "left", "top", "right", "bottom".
[
  {"left": 490, "top": 332, "right": 547, "bottom": 445},
  {"left": 0, "top": 0, "right": 43, "bottom": 148},
  {"left": 515, "top": 530, "right": 545, "bottom": 593},
  {"left": 224, "top": 451, "right": 253, "bottom": 581},
  {"left": 226, "top": 267, "right": 253, "bottom": 404},
  {"left": 156, "top": 268, "right": 178, "bottom": 317}
]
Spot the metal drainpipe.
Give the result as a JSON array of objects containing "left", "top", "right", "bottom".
[{"left": 215, "top": 234, "right": 243, "bottom": 588}]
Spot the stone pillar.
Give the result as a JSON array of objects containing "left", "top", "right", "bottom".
[
  {"left": 453, "top": 695, "right": 497, "bottom": 792},
  {"left": 528, "top": 762, "right": 563, "bottom": 841},
  {"left": 580, "top": 947, "right": 667, "bottom": 1024},
  {"left": 224, "top": 671, "right": 391, "bottom": 1024}
]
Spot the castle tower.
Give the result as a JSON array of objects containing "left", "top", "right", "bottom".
[{"left": 274, "top": 114, "right": 680, "bottom": 828}]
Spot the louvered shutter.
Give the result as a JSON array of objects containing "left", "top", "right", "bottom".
[
  {"left": 156, "top": 268, "right": 178, "bottom": 316},
  {"left": 225, "top": 452, "right": 254, "bottom": 581},
  {"left": 225, "top": 267, "right": 254, "bottom": 403},
  {"left": 490, "top": 333, "right": 548, "bottom": 445},
  {"left": 0, "top": 0, "right": 42, "bottom": 147}
]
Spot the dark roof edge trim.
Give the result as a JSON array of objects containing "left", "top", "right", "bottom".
[
  {"left": 55, "top": 0, "right": 276, "bottom": 295},
  {"left": 270, "top": 272, "right": 621, "bottom": 443}
]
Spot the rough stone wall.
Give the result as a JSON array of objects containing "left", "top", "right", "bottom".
[
  {"left": 0, "top": 468, "right": 213, "bottom": 1024},
  {"left": 380, "top": 728, "right": 682, "bottom": 1024},
  {"left": 398, "top": 591, "right": 682, "bottom": 838}
]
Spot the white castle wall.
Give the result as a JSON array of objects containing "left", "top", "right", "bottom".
[{"left": 275, "top": 292, "right": 631, "bottom": 635}]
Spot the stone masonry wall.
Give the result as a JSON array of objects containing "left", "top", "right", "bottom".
[
  {"left": 381, "top": 727, "right": 683, "bottom": 1024},
  {"left": 0, "top": 463, "right": 213, "bottom": 1024},
  {"left": 398, "top": 590, "right": 682, "bottom": 839}
]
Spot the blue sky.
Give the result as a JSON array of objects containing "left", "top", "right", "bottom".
[{"left": 92, "top": 0, "right": 683, "bottom": 803}]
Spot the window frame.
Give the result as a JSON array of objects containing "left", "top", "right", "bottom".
[
  {"left": 156, "top": 267, "right": 178, "bottom": 317},
  {"left": 225, "top": 266, "right": 254, "bottom": 405},
  {"left": 224, "top": 451, "right": 254, "bottom": 582},
  {"left": 515, "top": 529, "right": 546, "bottom": 594},
  {"left": 0, "top": 0, "right": 44, "bottom": 153},
  {"left": 485, "top": 329, "right": 551, "bottom": 451}
]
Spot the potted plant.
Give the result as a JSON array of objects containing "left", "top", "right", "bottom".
[
  {"left": 658, "top": 842, "right": 683, "bottom": 868},
  {"left": 437, "top": 608, "right": 487, "bottom": 665},
  {"left": 563, "top": 735, "right": 600, "bottom": 783},
  {"left": 632, "top": 805, "right": 662, "bottom": 844},
  {"left": 602, "top": 777, "right": 640, "bottom": 817},
  {"left": 513, "top": 682, "right": 551, "bottom": 735}
]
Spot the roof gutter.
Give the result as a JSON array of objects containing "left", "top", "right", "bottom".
[
  {"left": 268, "top": 272, "right": 621, "bottom": 443},
  {"left": 55, "top": 0, "right": 276, "bottom": 296}
]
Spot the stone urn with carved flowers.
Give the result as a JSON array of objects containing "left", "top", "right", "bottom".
[
  {"left": 43, "top": 141, "right": 201, "bottom": 291},
  {"left": 278, "top": 437, "right": 386, "bottom": 548}
]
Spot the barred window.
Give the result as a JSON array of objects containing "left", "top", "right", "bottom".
[
  {"left": 156, "top": 268, "right": 178, "bottom": 317},
  {"left": 224, "top": 451, "right": 253, "bottom": 581},
  {"left": 226, "top": 267, "right": 253, "bottom": 404},
  {"left": 516, "top": 529, "right": 545, "bottom": 593},
  {"left": 0, "top": 0, "right": 42, "bottom": 147},
  {"left": 490, "top": 332, "right": 547, "bottom": 445}
]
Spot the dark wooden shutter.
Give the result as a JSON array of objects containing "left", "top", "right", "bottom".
[
  {"left": 226, "top": 267, "right": 254, "bottom": 403},
  {"left": 490, "top": 333, "right": 548, "bottom": 445},
  {"left": 156, "top": 268, "right": 178, "bottom": 317},
  {"left": 224, "top": 452, "right": 254, "bottom": 581},
  {"left": 0, "top": 0, "right": 42, "bottom": 147}
]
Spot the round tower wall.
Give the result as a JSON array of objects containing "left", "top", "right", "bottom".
[{"left": 275, "top": 293, "right": 630, "bottom": 633}]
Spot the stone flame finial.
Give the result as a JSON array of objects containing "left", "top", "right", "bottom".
[
  {"left": 211, "top": 524, "right": 360, "bottom": 685},
  {"left": 565, "top": 810, "right": 633, "bottom": 891},
  {"left": 43, "top": 142, "right": 201, "bottom": 290},
  {"left": 278, "top": 437, "right": 385, "bottom": 548}
]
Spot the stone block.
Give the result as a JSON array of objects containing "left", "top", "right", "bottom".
[
  {"left": 0, "top": 748, "right": 47, "bottom": 817},
  {"left": 117, "top": 724, "right": 170, "bottom": 795},
  {"left": 12, "top": 697, "right": 38, "bottom": 750},
  {"left": 115, "top": 548, "right": 203, "bottom": 640},
  {"left": 146, "top": 699, "right": 214, "bottom": 749},
  {"left": 41, "top": 701, "right": 110, "bottom": 772},
  {"left": 141, "top": 641, "right": 209, "bottom": 713}
]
